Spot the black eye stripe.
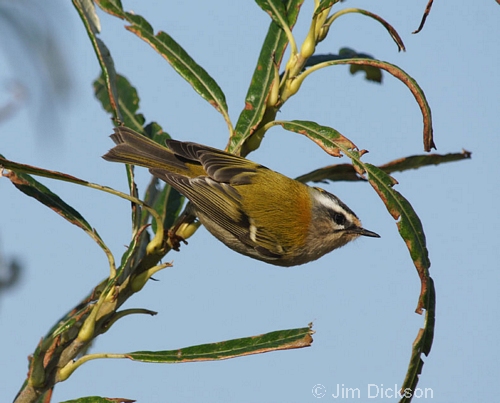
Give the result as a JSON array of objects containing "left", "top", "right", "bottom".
[{"left": 331, "top": 212, "right": 346, "bottom": 226}]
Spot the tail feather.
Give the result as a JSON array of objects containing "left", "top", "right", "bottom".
[{"left": 103, "top": 127, "right": 187, "bottom": 172}]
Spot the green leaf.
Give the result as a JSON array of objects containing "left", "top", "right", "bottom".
[
  {"left": 73, "top": 0, "right": 101, "bottom": 33},
  {"left": 340, "top": 48, "right": 382, "bottom": 82},
  {"left": 230, "top": 0, "right": 304, "bottom": 154},
  {"left": 0, "top": 155, "right": 166, "bottom": 275},
  {"left": 295, "top": 163, "right": 363, "bottom": 183},
  {"left": 354, "top": 9, "right": 405, "bottom": 51},
  {"left": 325, "top": 8, "right": 405, "bottom": 52},
  {"left": 412, "top": 0, "right": 435, "bottom": 34},
  {"left": 296, "top": 151, "right": 472, "bottom": 184},
  {"left": 144, "top": 121, "right": 169, "bottom": 143},
  {"left": 114, "top": 223, "right": 150, "bottom": 278},
  {"left": 400, "top": 278, "right": 435, "bottom": 403},
  {"left": 296, "top": 58, "right": 435, "bottom": 151},
  {"left": 73, "top": 0, "right": 121, "bottom": 121},
  {"left": 94, "top": 0, "right": 125, "bottom": 18},
  {"left": 275, "top": 120, "right": 358, "bottom": 157},
  {"left": 348, "top": 58, "right": 434, "bottom": 151},
  {"left": 0, "top": 157, "right": 110, "bottom": 259},
  {"left": 255, "top": 0, "right": 290, "bottom": 30},
  {"left": 363, "top": 163, "right": 431, "bottom": 312},
  {"left": 127, "top": 326, "right": 313, "bottom": 363},
  {"left": 349, "top": 61, "right": 382, "bottom": 83},
  {"left": 155, "top": 184, "right": 184, "bottom": 232},
  {"left": 50, "top": 304, "right": 94, "bottom": 339},
  {"left": 94, "top": 73, "right": 144, "bottom": 132},
  {"left": 315, "top": 0, "right": 341, "bottom": 15},
  {"left": 115, "top": 12, "right": 232, "bottom": 134},
  {"left": 80, "top": 0, "right": 138, "bottom": 225},
  {"left": 75, "top": 1, "right": 137, "bottom": 232},
  {"left": 379, "top": 150, "right": 472, "bottom": 173},
  {"left": 61, "top": 397, "right": 135, "bottom": 403},
  {"left": 305, "top": 49, "right": 382, "bottom": 82},
  {"left": 143, "top": 173, "right": 184, "bottom": 235}
]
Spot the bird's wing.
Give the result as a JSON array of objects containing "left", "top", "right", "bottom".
[
  {"left": 150, "top": 168, "right": 284, "bottom": 259},
  {"left": 165, "top": 139, "right": 262, "bottom": 185}
]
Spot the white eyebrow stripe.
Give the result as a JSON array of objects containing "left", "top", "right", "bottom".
[
  {"left": 312, "top": 189, "right": 358, "bottom": 219},
  {"left": 313, "top": 191, "right": 342, "bottom": 211}
]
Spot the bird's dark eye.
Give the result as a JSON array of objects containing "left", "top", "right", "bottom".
[{"left": 332, "top": 212, "right": 346, "bottom": 226}]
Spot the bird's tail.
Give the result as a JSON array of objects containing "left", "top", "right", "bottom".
[{"left": 103, "top": 126, "right": 188, "bottom": 173}]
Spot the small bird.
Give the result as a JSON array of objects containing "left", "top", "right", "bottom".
[{"left": 103, "top": 126, "right": 379, "bottom": 266}]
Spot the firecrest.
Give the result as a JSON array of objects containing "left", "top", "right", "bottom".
[{"left": 103, "top": 126, "right": 380, "bottom": 266}]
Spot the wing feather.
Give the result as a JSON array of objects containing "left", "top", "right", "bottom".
[
  {"left": 165, "top": 139, "right": 260, "bottom": 185},
  {"left": 150, "top": 167, "right": 284, "bottom": 257}
]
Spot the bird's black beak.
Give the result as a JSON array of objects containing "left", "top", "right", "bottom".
[{"left": 353, "top": 227, "right": 380, "bottom": 238}]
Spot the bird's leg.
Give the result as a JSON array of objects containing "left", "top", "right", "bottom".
[{"left": 167, "top": 203, "right": 200, "bottom": 251}]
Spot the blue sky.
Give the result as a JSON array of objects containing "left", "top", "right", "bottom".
[{"left": 1, "top": 1, "right": 499, "bottom": 402}]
